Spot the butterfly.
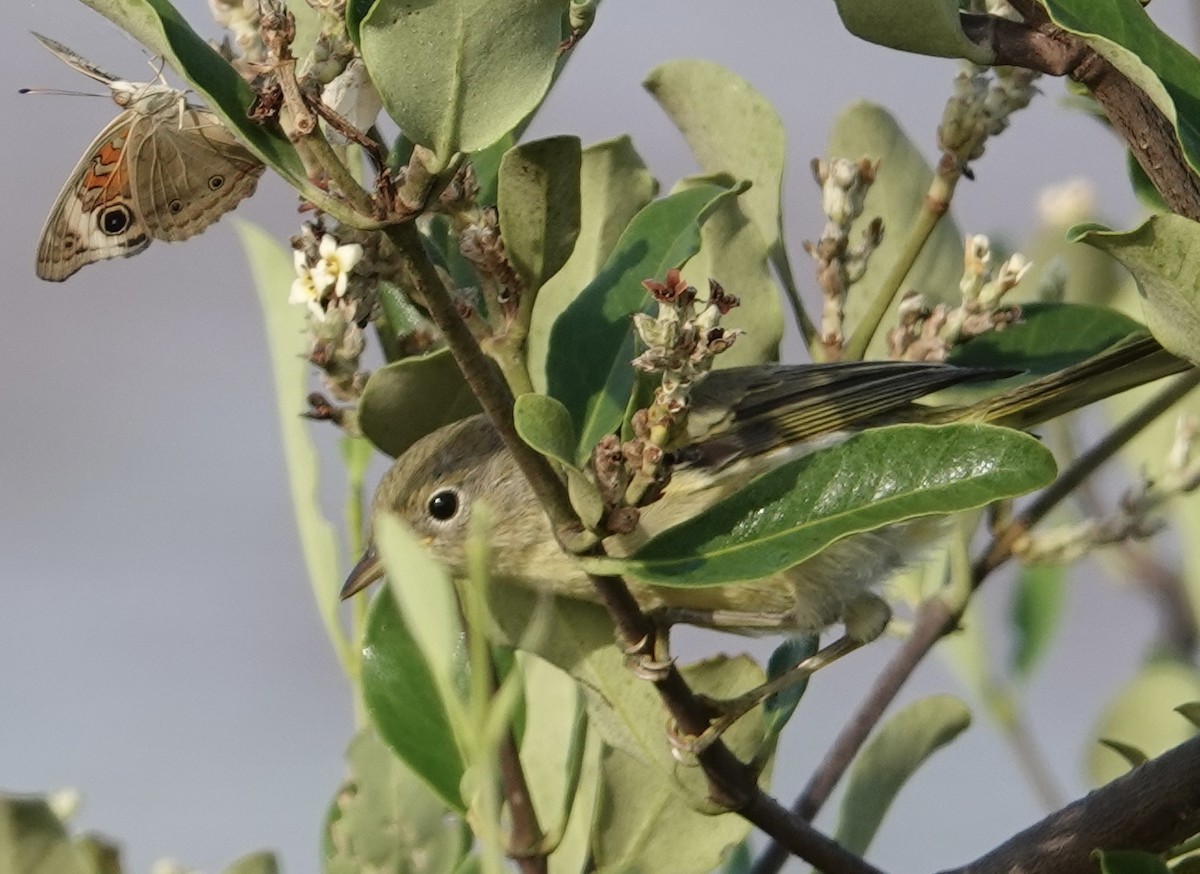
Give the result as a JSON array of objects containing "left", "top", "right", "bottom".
[{"left": 31, "top": 33, "right": 265, "bottom": 282}]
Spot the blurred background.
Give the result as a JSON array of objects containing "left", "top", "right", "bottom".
[{"left": 2, "top": 1, "right": 1197, "bottom": 871}]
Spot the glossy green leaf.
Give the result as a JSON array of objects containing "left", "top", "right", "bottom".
[
  {"left": 514, "top": 394, "right": 578, "bottom": 469},
  {"left": 361, "top": 590, "right": 466, "bottom": 810},
  {"left": 1010, "top": 562, "right": 1067, "bottom": 679},
  {"left": 498, "top": 137, "right": 582, "bottom": 294},
  {"left": 359, "top": 348, "right": 481, "bottom": 458},
  {"left": 834, "top": 695, "right": 971, "bottom": 855},
  {"left": 237, "top": 221, "right": 349, "bottom": 662},
  {"left": 222, "top": 852, "right": 279, "bottom": 874},
  {"left": 324, "top": 728, "right": 468, "bottom": 874},
  {"left": 761, "top": 635, "right": 820, "bottom": 747},
  {"left": 376, "top": 516, "right": 465, "bottom": 705},
  {"left": 1071, "top": 215, "right": 1200, "bottom": 364},
  {"left": 359, "top": 0, "right": 565, "bottom": 158},
  {"left": 828, "top": 103, "right": 964, "bottom": 356},
  {"left": 832, "top": 0, "right": 993, "bottom": 63},
  {"left": 645, "top": 60, "right": 787, "bottom": 274},
  {"left": 545, "top": 182, "right": 738, "bottom": 462},
  {"left": 607, "top": 424, "right": 1057, "bottom": 587},
  {"left": 76, "top": 0, "right": 331, "bottom": 205},
  {"left": 1088, "top": 657, "right": 1200, "bottom": 786},
  {"left": 947, "top": 303, "right": 1146, "bottom": 375},
  {"left": 591, "top": 743, "right": 752, "bottom": 874},
  {"left": 1096, "top": 850, "right": 1173, "bottom": 874},
  {"left": 529, "top": 136, "right": 657, "bottom": 393},
  {"left": 1042, "top": 0, "right": 1200, "bottom": 178},
  {"left": 0, "top": 795, "right": 89, "bottom": 874}
]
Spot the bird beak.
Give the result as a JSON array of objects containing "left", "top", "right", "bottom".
[{"left": 340, "top": 543, "right": 383, "bottom": 600}]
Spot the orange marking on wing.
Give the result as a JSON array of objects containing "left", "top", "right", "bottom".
[{"left": 81, "top": 134, "right": 132, "bottom": 204}]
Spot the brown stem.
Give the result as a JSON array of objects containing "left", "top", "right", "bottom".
[
  {"left": 498, "top": 725, "right": 547, "bottom": 873},
  {"left": 388, "top": 218, "right": 882, "bottom": 873},
  {"left": 939, "top": 736, "right": 1200, "bottom": 874},
  {"left": 964, "top": 6, "right": 1200, "bottom": 220}
]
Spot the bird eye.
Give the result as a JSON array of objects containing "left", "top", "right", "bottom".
[{"left": 427, "top": 488, "right": 461, "bottom": 522}]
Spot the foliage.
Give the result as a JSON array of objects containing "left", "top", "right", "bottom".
[{"left": 14, "top": 0, "right": 1200, "bottom": 872}]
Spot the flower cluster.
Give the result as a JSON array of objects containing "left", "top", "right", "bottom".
[
  {"left": 290, "top": 230, "right": 369, "bottom": 401},
  {"left": 888, "top": 233, "right": 1028, "bottom": 361},
  {"left": 589, "top": 271, "right": 742, "bottom": 529},
  {"left": 939, "top": 61, "right": 1039, "bottom": 174},
  {"left": 805, "top": 157, "right": 883, "bottom": 358}
]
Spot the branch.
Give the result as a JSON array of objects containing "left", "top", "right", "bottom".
[
  {"left": 964, "top": 5, "right": 1200, "bottom": 220},
  {"left": 386, "top": 219, "right": 883, "bottom": 874},
  {"left": 940, "top": 736, "right": 1200, "bottom": 874}
]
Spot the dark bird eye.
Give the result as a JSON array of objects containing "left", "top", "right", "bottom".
[{"left": 427, "top": 488, "right": 460, "bottom": 522}]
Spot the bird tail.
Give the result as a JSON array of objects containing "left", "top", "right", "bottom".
[{"left": 928, "top": 333, "right": 1192, "bottom": 429}]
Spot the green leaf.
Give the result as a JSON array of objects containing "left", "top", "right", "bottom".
[
  {"left": 324, "top": 728, "right": 468, "bottom": 874},
  {"left": 832, "top": 0, "right": 993, "bottom": 63},
  {"left": 514, "top": 654, "right": 589, "bottom": 857},
  {"left": 1176, "top": 701, "right": 1200, "bottom": 729},
  {"left": 545, "top": 182, "right": 737, "bottom": 462},
  {"left": 947, "top": 303, "right": 1147, "bottom": 375},
  {"left": 361, "top": 590, "right": 466, "bottom": 810},
  {"left": 1071, "top": 215, "right": 1200, "bottom": 364},
  {"left": 1042, "top": 0, "right": 1200, "bottom": 180},
  {"left": 1010, "top": 562, "right": 1067, "bottom": 679},
  {"left": 74, "top": 835, "right": 122, "bottom": 874},
  {"left": 0, "top": 795, "right": 89, "bottom": 874},
  {"left": 1097, "top": 738, "right": 1150, "bottom": 769},
  {"left": 498, "top": 137, "right": 583, "bottom": 294},
  {"left": 376, "top": 515, "right": 465, "bottom": 706},
  {"left": 828, "top": 103, "right": 964, "bottom": 356},
  {"left": 761, "top": 635, "right": 820, "bottom": 747},
  {"left": 607, "top": 424, "right": 1057, "bottom": 587},
  {"left": 528, "top": 136, "right": 657, "bottom": 393},
  {"left": 359, "top": 349, "right": 481, "bottom": 458},
  {"left": 76, "top": 0, "right": 329, "bottom": 205},
  {"left": 236, "top": 221, "right": 350, "bottom": 664},
  {"left": 470, "top": 134, "right": 517, "bottom": 207},
  {"left": 645, "top": 60, "right": 787, "bottom": 275},
  {"left": 1096, "top": 849, "right": 1173, "bottom": 874},
  {"left": 591, "top": 744, "right": 752, "bottom": 874},
  {"left": 482, "top": 582, "right": 767, "bottom": 795},
  {"left": 675, "top": 183, "right": 783, "bottom": 369},
  {"left": 359, "top": 0, "right": 566, "bottom": 158},
  {"left": 834, "top": 695, "right": 971, "bottom": 856},
  {"left": 222, "top": 852, "right": 279, "bottom": 874},
  {"left": 514, "top": 394, "right": 578, "bottom": 469},
  {"left": 1088, "top": 656, "right": 1200, "bottom": 785}
]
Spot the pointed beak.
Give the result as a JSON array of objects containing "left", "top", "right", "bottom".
[{"left": 340, "top": 543, "right": 383, "bottom": 600}]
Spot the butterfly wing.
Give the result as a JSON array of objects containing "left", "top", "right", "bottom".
[
  {"left": 131, "top": 105, "right": 264, "bottom": 241},
  {"left": 35, "top": 112, "right": 152, "bottom": 282}
]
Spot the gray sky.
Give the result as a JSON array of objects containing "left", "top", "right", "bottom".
[{"left": 2, "top": 1, "right": 1195, "bottom": 871}]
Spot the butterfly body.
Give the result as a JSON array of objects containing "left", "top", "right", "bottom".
[{"left": 33, "top": 34, "right": 264, "bottom": 281}]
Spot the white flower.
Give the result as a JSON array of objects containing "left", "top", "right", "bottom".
[
  {"left": 310, "top": 235, "right": 363, "bottom": 299},
  {"left": 290, "top": 249, "right": 328, "bottom": 321}
]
